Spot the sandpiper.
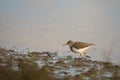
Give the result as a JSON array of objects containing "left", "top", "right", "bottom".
[{"left": 63, "top": 40, "right": 95, "bottom": 59}]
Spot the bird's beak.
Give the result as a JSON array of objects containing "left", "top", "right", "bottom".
[{"left": 63, "top": 44, "right": 67, "bottom": 46}]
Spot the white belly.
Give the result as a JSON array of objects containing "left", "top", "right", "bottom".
[{"left": 72, "top": 46, "right": 92, "bottom": 53}]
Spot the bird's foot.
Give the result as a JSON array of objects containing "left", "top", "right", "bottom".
[
  {"left": 78, "top": 57, "right": 82, "bottom": 59},
  {"left": 78, "top": 55, "right": 91, "bottom": 60},
  {"left": 78, "top": 57, "right": 84, "bottom": 60}
]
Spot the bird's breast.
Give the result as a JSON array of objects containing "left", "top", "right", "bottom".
[{"left": 70, "top": 47, "right": 80, "bottom": 53}]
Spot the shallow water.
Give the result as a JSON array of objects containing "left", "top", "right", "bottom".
[
  {"left": 0, "top": 0, "right": 120, "bottom": 64},
  {"left": 0, "top": 48, "right": 120, "bottom": 80}
]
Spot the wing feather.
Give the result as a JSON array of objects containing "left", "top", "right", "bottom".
[{"left": 72, "top": 42, "right": 95, "bottom": 49}]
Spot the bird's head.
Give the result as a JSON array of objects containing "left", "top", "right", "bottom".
[{"left": 63, "top": 40, "right": 74, "bottom": 46}]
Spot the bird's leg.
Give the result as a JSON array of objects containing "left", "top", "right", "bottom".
[
  {"left": 79, "top": 53, "right": 84, "bottom": 60},
  {"left": 79, "top": 53, "right": 82, "bottom": 59},
  {"left": 82, "top": 51, "right": 87, "bottom": 60},
  {"left": 84, "top": 50, "right": 87, "bottom": 58}
]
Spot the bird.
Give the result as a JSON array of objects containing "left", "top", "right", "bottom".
[{"left": 63, "top": 40, "right": 95, "bottom": 59}]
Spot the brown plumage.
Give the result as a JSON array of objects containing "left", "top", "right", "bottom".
[
  {"left": 72, "top": 41, "right": 95, "bottom": 49},
  {"left": 63, "top": 40, "right": 95, "bottom": 58}
]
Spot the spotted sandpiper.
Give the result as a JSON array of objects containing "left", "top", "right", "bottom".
[{"left": 63, "top": 40, "right": 95, "bottom": 59}]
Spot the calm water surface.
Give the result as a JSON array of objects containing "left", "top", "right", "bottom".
[{"left": 0, "top": 0, "right": 120, "bottom": 64}]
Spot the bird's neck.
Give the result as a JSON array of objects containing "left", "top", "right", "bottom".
[{"left": 68, "top": 43, "right": 74, "bottom": 47}]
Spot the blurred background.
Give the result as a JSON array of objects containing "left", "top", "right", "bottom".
[{"left": 0, "top": 0, "right": 120, "bottom": 64}]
